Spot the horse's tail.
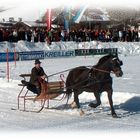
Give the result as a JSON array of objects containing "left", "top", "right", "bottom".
[{"left": 65, "top": 72, "right": 73, "bottom": 105}]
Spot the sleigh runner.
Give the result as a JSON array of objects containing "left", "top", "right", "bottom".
[{"left": 18, "top": 74, "right": 66, "bottom": 113}]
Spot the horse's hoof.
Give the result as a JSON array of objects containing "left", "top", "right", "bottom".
[
  {"left": 78, "top": 109, "right": 85, "bottom": 116},
  {"left": 112, "top": 114, "right": 119, "bottom": 118},
  {"left": 70, "top": 101, "right": 77, "bottom": 109},
  {"left": 88, "top": 103, "right": 96, "bottom": 108}
]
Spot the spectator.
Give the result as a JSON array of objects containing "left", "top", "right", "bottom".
[
  {"left": 122, "top": 29, "right": 127, "bottom": 42},
  {"left": 26, "top": 29, "right": 32, "bottom": 42},
  {"left": 61, "top": 30, "right": 65, "bottom": 41},
  {"left": 119, "top": 30, "right": 123, "bottom": 41},
  {"left": 13, "top": 29, "right": 18, "bottom": 42},
  {"left": 138, "top": 30, "right": 140, "bottom": 42},
  {"left": 0, "top": 28, "right": 3, "bottom": 42}
]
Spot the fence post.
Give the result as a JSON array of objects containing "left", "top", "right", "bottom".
[{"left": 6, "top": 48, "right": 10, "bottom": 82}]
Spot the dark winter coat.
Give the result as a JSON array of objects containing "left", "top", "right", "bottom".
[{"left": 29, "top": 67, "right": 46, "bottom": 86}]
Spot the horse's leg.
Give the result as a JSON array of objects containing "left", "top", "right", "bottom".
[
  {"left": 107, "top": 89, "right": 117, "bottom": 118},
  {"left": 74, "top": 92, "right": 80, "bottom": 108},
  {"left": 89, "top": 92, "right": 101, "bottom": 108},
  {"left": 73, "top": 90, "right": 85, "bottom": 116}
]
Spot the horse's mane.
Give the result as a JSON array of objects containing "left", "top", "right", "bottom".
[{"left": 95, "top": 54, "right": 116, "bottom": 67}]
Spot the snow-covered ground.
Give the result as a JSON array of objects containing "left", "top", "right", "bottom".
[
  {"left": 0, "top": 54, "right": 140, "bottom": 134},
  {"left": 0, "top": 40, "right": 140, "bottom": 139}
]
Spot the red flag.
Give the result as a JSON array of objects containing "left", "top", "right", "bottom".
[{"left": 46, "top": 8, "right": 52, "bottom": 31}]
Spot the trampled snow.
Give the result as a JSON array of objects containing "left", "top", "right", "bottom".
[{"left": 0, "top": 51, "right": 140, "bottom": 133}]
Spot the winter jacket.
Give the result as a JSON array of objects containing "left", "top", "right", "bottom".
[{"left": 29, "top": 67, "right": 46, "bottom": 86}]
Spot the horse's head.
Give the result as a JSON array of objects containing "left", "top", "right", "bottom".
[
  {"left": 110, "top": 56, "right": 123, "bottom": 77},
  {"left": 94, "top": 54, "right": 123, "bottom": 77}
]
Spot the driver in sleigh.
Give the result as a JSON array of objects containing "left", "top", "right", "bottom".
[{"left": 27, "top": 59, "right": 47, "bottom": 96}]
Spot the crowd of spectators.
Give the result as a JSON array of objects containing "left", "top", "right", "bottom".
[
  {"left": 0, "top": 27, "right": 140, "bottom": 44},
  {"left": 0, "top": 28, "right": 47, "bottom": 43}
]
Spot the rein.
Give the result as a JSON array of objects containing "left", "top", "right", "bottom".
[
  {"left": 92, "top": 67, "right": 113, "bottom": 74},
  {"left": 47, "top": 66, "right": 93, "bottom": 78},
  {"left": 47, "top": 65, "right": 113, "bottom": 78}
]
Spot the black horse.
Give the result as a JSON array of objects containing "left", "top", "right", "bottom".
[{"left": 66, "top": 54, "right": 123, "bottom": 117}]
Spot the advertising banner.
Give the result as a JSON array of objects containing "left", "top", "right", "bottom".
[
  {"left": 0, "top": 52, "right": 19, "bottom": 62},
  {"left": 44, "top": 50, "right": 75, "bottom": 58},
  {"left": 19, "top": 51, "right": 44, "bottom": 61},
  {"left": 75, "top": 48, "right": 118, "bottom": 56}
]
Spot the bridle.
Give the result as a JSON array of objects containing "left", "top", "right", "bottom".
[{"left": 92, "top": 57, "right": 122, "bottom": 74}]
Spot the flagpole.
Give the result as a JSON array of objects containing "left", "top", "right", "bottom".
[
  {"left": 46, "top": 8, "right": 51, "bottom": 31},
  {"left": 46, "top": 8, "right": 52, "bottom": 44}
]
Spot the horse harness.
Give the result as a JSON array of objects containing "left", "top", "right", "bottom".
[{"left": 65, "top": 67, "right": 112, "bottom": 90}]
